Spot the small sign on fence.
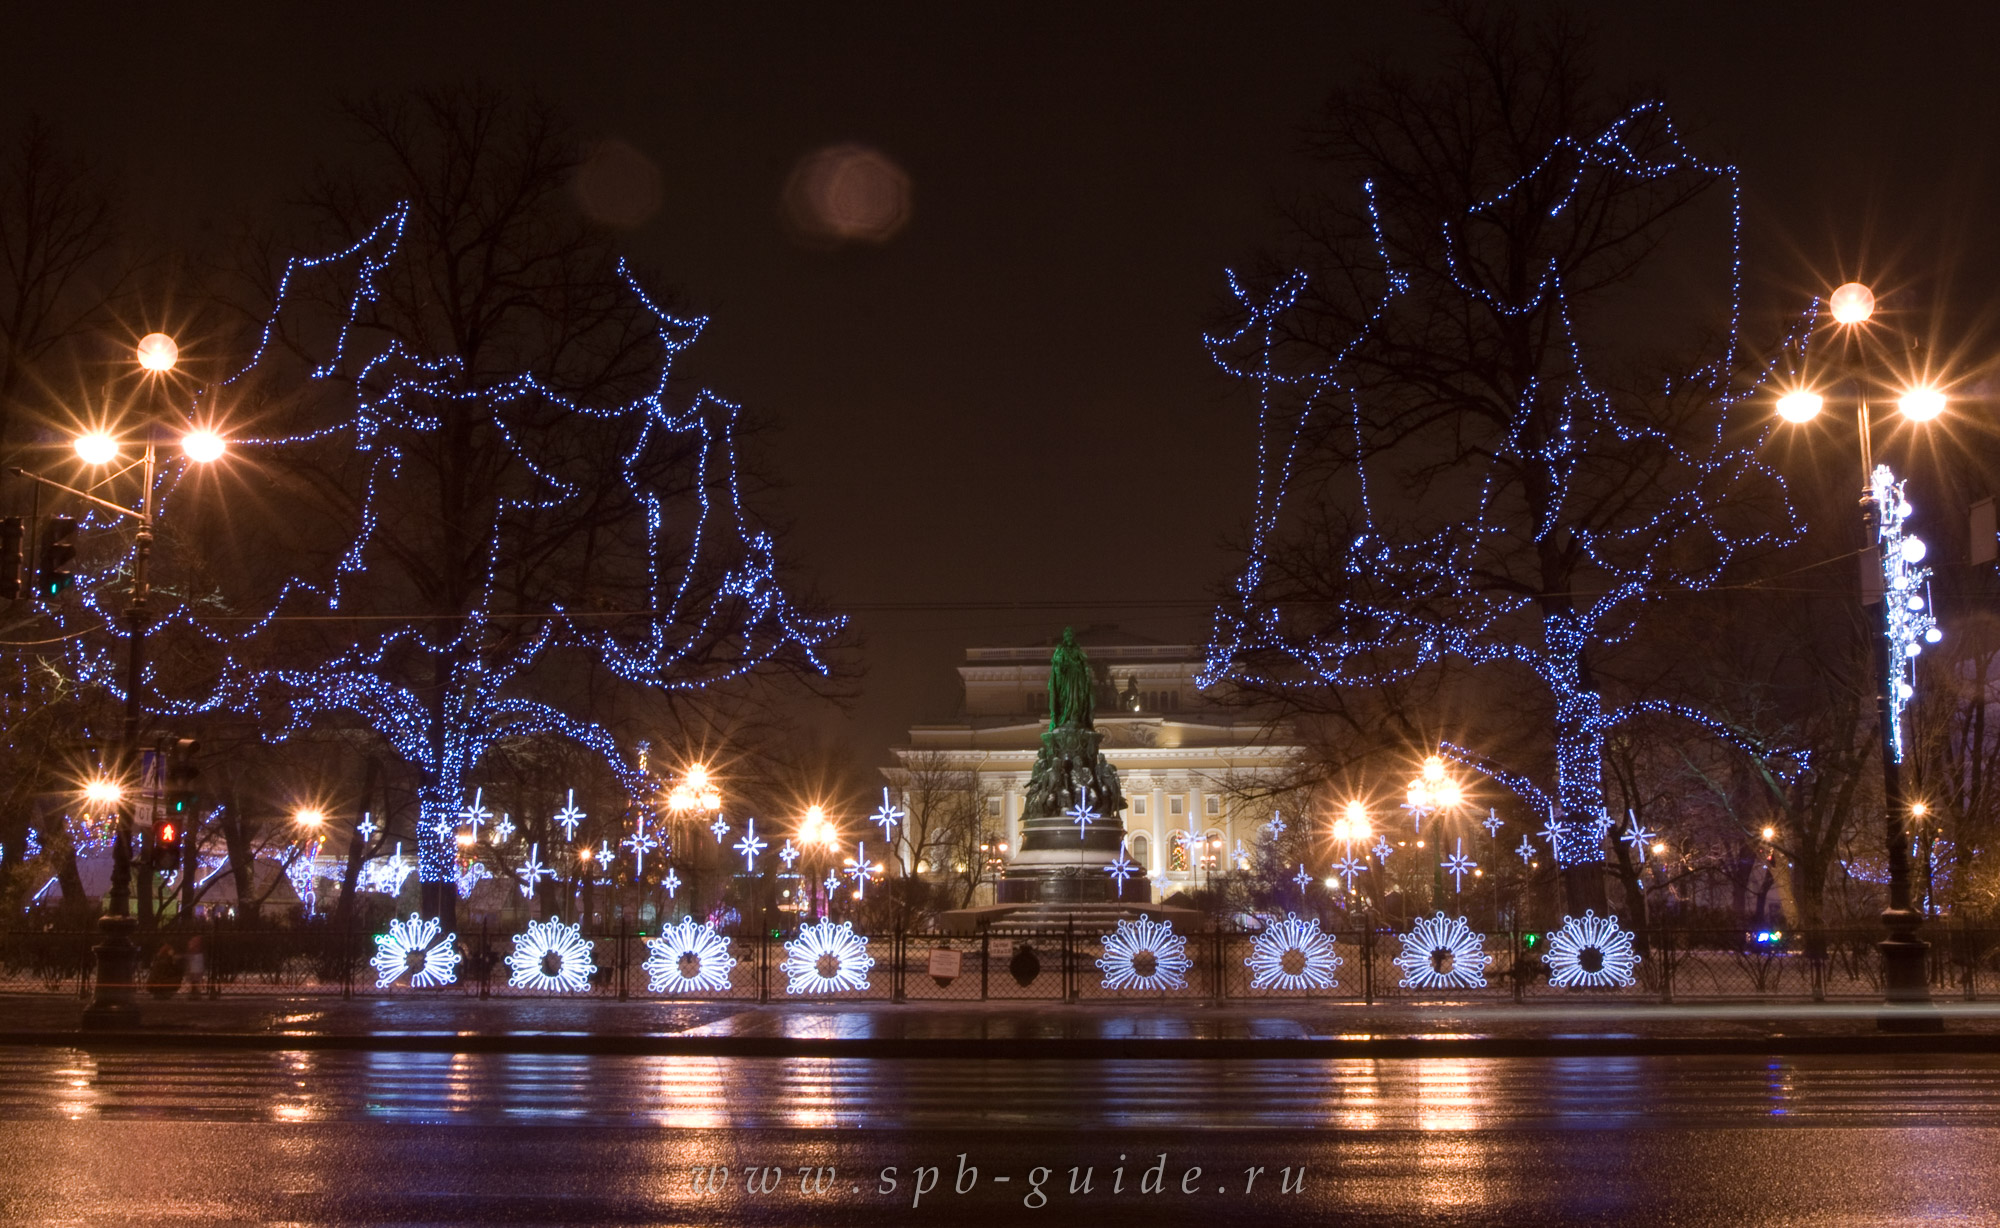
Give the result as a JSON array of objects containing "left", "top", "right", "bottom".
[{"left": 927, "top": 948, "right": 963, "bottom": 982}]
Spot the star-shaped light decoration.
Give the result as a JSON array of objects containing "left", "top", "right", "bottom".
[
  {"left": 709, "top": 814, "right": 731, "bottom": 842},
  {"left": 1065, "top": 796, "right": 1100, "bottom": 840},
  {"left": 1293, "top": 863, "right": 1313, "bottom": 892},
  {"left": 1443, "top": 837, "right": 1478, "bottom": 892},
  {"left": 1264, "top": 810, "right": 1287, "bottom": 836},
  {"left": 1106, "top": 844, "right": 1140, "bottom": 898},
  {"left": 869, "top": 787, "right": 905, "bottom": 841},
  {"left": 356, "top": 814, "right": 380, "bottom": 843},
  {"left": 778, "top": 838, "right": 800, "bottom": 870},
  {"left": 518, "top": 843, "right": 554, "bottom": 898},
  {"left": 1373, "top": 835, "right": 1394, "bottom": 864},
  {"left": 459, "top": 789, "right": 491, "bottom": 835},
  {"left": 734, "top": 818, "right": 768, "bottom": 873},
  {"left": 1537, "top": 814, "right": 1563, "bottom": 846},
  {"left": 1232, "top": 839, "right": 1248, "bottom": 868},
  {"left": 845, "top": 842, "right": 881, "bottom": 899},
  {"left": 1481, "top": 809, "right": 1504, "bottom": 837},
  {"left": 1516, "top": 835, "right": 1537, "bottom": 863},
  {"left": 596, "top": 838, "right": 613, "bottom": 866},
  {"left": 822, "top": 869, "right": 841, "bottom": 895},
  {"left": 1591, "top": 813, "right": 1615, "bottom": 844},
  {"left": 661, "top": 866, "right": 682, "bottom": 897},
  {"left": 491, "top": 814, "right": 515, "bottom": 844},
  {"left": 622, "top": 822, "right": 661, "bottom": 877},
  {"left": 1621, "top": 820, "right": 1659, "bottom": 862},
  {"left": 552, "top": 789, "right": 585, "bottom": 841},
  {"left": 1333, "top": 854, "right": 1365, "bottom": 892}
]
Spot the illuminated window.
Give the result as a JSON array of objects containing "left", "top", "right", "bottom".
[
  {"left": 1205, "top": 795, "right": 1221, "bottom": 817},
  {"left": 1169, "top": 796, "right": 1184, "bottom": 816},
  {"left": 1130, "top": 833, "right": 1150, "bottom": 870}
]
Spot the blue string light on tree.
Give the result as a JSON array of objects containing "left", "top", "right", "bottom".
[
  {"left": 370, "top": 913, "right": 460, "bottom": 989},
  {"left": 1198, "top": 104, "right": 1814, "bottom": 876},
  {"left": 56, "top": 205, "right": 844, "bottom": 908},
  {"left": 642, "top": 917, "right": 737, "bottom": 994}
]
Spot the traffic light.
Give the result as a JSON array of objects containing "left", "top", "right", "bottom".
[
  {"left": 153, "top": 816, "right": 184, "bottom": 868},
  {"left": 0, "top": 516, "right": 22, "bottom": 599},
  {"left": 165, "top": 738, "right": 200, "bottom": 826},
  {"left": 37, "top": 516, "right": 76, "bottom": 598}
]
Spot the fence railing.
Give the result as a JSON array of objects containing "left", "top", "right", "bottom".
[{"left": 3, "top": 920, "right": 1996, "bottom": 1004}]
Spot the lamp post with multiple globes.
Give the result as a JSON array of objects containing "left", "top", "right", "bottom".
[
  {"left": 8, "top": 334, "right": 227, "bottom": 1026},
  {"left": 1775, "top": 281, "right": 1944, "bottom": 1015}
]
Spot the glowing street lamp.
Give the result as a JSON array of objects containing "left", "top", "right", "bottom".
[
  {"left": 135, "top": 332, "right": 179, "bottom": 372},
  {"left": 295, "top": 808, "right": 326, "bottom": 829},
  {"left": 75, "top": 433, "right": 120, "bottom": 465},
  {"left": 83, "top": 778, "right": 124, "bottom": 808}
]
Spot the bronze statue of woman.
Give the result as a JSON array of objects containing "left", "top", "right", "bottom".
[{"left": 1046, "top": 627, "right": 1095, "bottom": 730}]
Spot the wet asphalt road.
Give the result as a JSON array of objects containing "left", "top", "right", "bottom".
[{"left": 2, "top": 1047, "right": 1997, "bottom": 1225}]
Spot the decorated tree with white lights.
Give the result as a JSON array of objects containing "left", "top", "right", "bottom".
[
  {"left": 1201, "top": 17, "right": 1804, "bottom": 908},
  {"left": 57, "top": 93, "right": 840, "bottom": 925}
]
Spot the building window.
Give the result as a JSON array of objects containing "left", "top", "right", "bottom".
[
  {"left": 1169, "top": 795, "right": 1184, "bottom": 816},
  {"left": 1130, "top": 833, "right": 1150, "bottom": 871},
  {"left": 1204, "top": 795, "right": 1221, "bottom": 817},
  {"left": 1133, "top": 797, "right": 1148, "bottom": 817},
  {"left": 986, "top": 797, "right": 1001, "bottom": 817}
]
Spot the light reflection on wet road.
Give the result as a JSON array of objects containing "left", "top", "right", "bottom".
[{"left": 1, "top": 1047, "right": 1997, "bottom": 1224}]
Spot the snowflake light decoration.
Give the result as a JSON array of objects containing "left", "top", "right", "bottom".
[
  {"left": 356, "top": 814, "right": 380, "bottom": 843},
  {"left": 1293, "top": 863, "right": 1312, "bottom": 892},
  {"left": 1097, "top": 915, "right": 1193, "bottom": 991},
  {"left": 1481, "top": 809, "right": 1504, "bottom": 837},
  {"left": 357, "top": 843, "right": 414, "bottom": 895},
  {"left": 1372, "top": 835, "right": 1394, "bottom": 864},
  {"left": 1232, "top": 839, "right": 1248, "bottom": 867},
  {"left": 845, "top": 842, "right": 880, "bottom": 898},
  {"left": 1620, "top": 818, "right": 1658, "bottom": 862},
  {"left": 1442, "top": 838, "right": 1478, "bottom": 891},
  {"left": 869, "top": 786, "right": 905, "bottom": 841},
  {"left": 1106, "top": 845, "right": 1140, "bottom": 897},
  {"left": 370, "top": 913, "right": 460, "bottom": 988},
  {"left": 1545, "top": 911, "right": 1641, "bottom": 989},
  {"left": 1264, "top": 810, "right": 1287, "bottom": 836},
  {"left": 1246, "top": 913, "right": 1342, "bottom": 990},
  {"left": 459, "top": 789, "right": 491, "bottom": 835},
  {"left": 1065, "top": 797, "right": 1100, "bottom": 839},
  {"left": 1393, "top": 913, "right": 1492, "bottom": 990},
  {"left": 822, "top": 869, "right": 840, "bottom": 894},
  {"left": 643, "top": 917, "right": 737, "bottom": 994},
  {"left": 596, "top": 838, "right": 613, "bottom": 865},
  {"left": 661, "top": 866, "right": 682, "bottom": 897},
  {"left": 778, "top": 838, "right": 799, "bottom": 870},
  {"left": 622, "top": 822, "right": 660, "bottom": 876},
  {"left": 517, "top": 843, "right": 555, "bottom": 898},
  {"left": 1332, "top": 854, "right": 1365, "bottom": 891},
  {"left": 733, "top": 818, "right": 768, "bottom": 873},
  {"left": 709, "top": 814, "right": 731, "bottom": 842},
  {"left": 506, "top": 917, "right": 598, "bottom": 993},
  {"left": 1516, "top": 835, "right": 1536, "bottom": 863},
  {"left": 552, "top": 790, "right": 586, "bottom": 840},
  {"left": 781, "top": 918, "right": 874, "bottom": 994},
  {"left": 1537, "top": 813, "right": 1563, "bottom": 846},
  {"left": 491, "top": 814, "right": 515, "bottom": 843}
]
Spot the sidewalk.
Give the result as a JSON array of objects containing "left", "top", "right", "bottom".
[{"left": 4, "top": 992, "right": 2000, "bottom": 1056}]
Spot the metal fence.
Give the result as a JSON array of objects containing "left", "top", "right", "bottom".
[{"left": 3, "top": 920, "right": 1997, "bottom": 1004}]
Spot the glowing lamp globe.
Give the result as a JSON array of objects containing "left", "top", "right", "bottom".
[
  {"left": 84, "top": 779, "right": 123, "bottom": 806},
  {"left": 1775, "top": 390, "right": 1823, "bottom": 423},
  {"left": 1898, "top": 387, "right": 1945, "bottom": 422},
  {"left": 1828, "top": 282, "right": 1875, "bottom": 325},
  {"left": 296, "top": 808, "right": 326, "bottom": 828},
  {"left": 182, "top": 429, "right": 226, "bottom": 463},
  {"left": 74, "top": 433, "right": 120, "bottom": 465},
  {"left": 136, "top": 332, "right": 179, "bottom": 372}
]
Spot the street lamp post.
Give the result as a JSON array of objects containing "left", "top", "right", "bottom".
[
  {"left": 8, "top": 334, "right": 226, "bottom": 1027},
  {"left": 1777, "top": 282, "right": 1943, "bottom": 1015}
]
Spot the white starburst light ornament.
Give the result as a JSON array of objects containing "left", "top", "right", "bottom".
[
  {"left": 552, "top": 789, "right": 586, "bottom": 840},
  {"left": 1065, "top": 796, "right": 1100, "bottom": 839},
  {"left": 781, "top": 918, "right": 873, "bottom": 993},
  {"left": 845, "top": 842, "right": 880, "bottom": 898},
  {"left": 1106, "top": 845, "right": 1140, "bottom": 897},
  {"left": 1545, "top": 911, "right": 1641, "bottom": 989},
  {"left": 1097, "top": 915, "right": 1193, "bottom": 991},
  {"left": 709, "top": 814, "right": 731, "bottom": 842},
  {"left": 1246, "top": 913, "right": 1342, "bottom": 991},
  {"left": 1443, "top": 838, "right": 1478, "bottom": 891},
  {"left": 1481, "top": 809, "right": 1504, "bottom": 837},
  {"left": 356, "top": 814, "right": 380, "bottom": 842},
  {"left": 370, "top": 913, "right": 460, "bottom": 988},
  {"left": 869, "top": 787, "right": 905, "bottom": 840},
  {"left": 1516, "top": 835, "right": 1536, "bottom": 863},
  {"left": 662, "top": 866, "right": 682, "bottom": 897},
  {"left": 1265, "top": 810, "right": 1287, "bottom": 836},
  {"left": 734, "top": 818, "right": 768, "bottom": 872},
  {"left": 1293, "top": 863, "right": 1312, "bottom": 892},
  {"left": 491, "top": 814, "right": 515, "bottom": 843},
  {"left": 822, "top": 869, "right": 840, "bottom": 894},
  {"left": 623, "top": 822, "right": 660, "bottom": 876},
  {"left": 1372, "top": 835, "right": 1394, "bottom": 864},
  {"left": 458, "top": 788, "right": 491, "bottom": 834},
  {"left": 1393, "top": 913, "right": 1492, "bottom": 990},
  {"left": 518, "top": 843, "right": 554, "bottom": 898},
  {"left": 1332, "top": 854, "right": 1365, "bottom": 891},
  {"left": 778, "top": 838, "right": 800, "bottom": 870},
  {"left": 506, "top": 917, "right": 598, "bottom": 992},
  {"left": 1620, "top": 818, "right": 1658, "bottom": 862},
  {"left": 1537, "top": 813, "right": 1563, "bottom": 846},
  {"left": 643, "top": 917, "right": 737, "bottom": 994}
]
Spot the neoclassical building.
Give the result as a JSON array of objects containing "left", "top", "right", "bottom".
[{"left": 885, "top": 632, "right": 1301, "bottom": 903}]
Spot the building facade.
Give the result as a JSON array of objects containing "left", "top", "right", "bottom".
[{"left": 885, "top": 633, "right": 1301, "bottom": 903}]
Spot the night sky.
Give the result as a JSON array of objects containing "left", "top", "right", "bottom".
[{"left": 8, "top": 2, "right": 1999, "bottom": 769}]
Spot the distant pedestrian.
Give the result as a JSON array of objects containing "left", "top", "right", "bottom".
[{"left": 185, "top": 935, "right": 206, "bottom": 995}]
